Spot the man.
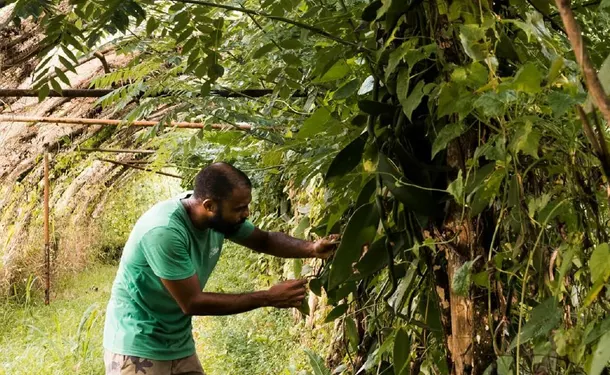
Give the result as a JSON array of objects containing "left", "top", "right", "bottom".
[{"left": 103, "top": 162, "right": 337, "bottom": 375}]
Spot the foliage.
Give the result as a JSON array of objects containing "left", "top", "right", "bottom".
[{"left": 6, "top": 0, "right": 610, "bottom": 374}]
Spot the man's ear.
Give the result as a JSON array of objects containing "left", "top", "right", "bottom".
[{"left": 202, "top": 198, "right": 217, "bottom": 213}]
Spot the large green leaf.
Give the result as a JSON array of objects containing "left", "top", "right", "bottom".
[
  {"left": 511, "top": 62, "right": 542, "bottom": 94},
  {"left": 325, "top": 133, "right": 368, "bottom": 180},
  {"left": 354, "top": 236, "right": 389, "bottom": 278},
  {"left": 297, "top": 107, "right": 341, "bottom": 138},
  {"left": 431, "top": 123, "right": 466, "bottom": 159},
  {"left": 314, "top": 59, "right": 350, "bottom": 83},
  {"left": 509, "top": 297, "right": 561, "bottom": 349},
  {"left": 304, "top": 349, "right": 331, "bottom": 375},
  {"left": 393, "top": 328, "right": 411, "bottom": 375},
  {"left": 451, "top": 257, "right": 478, "bottom": 297},
  {"left": 358, "top": 100, "right": 396, "bottom": 116},
  {"left": 328, "top": 202, "right": 379, "bottom": 290},
  {"left": 590, "top": 243, "right": 610, "bottom": 284},
  {"left": 324, "top": 303, "right": 349, "bottom": 322},
  {"left": 588, "top": 331, "right": 610, "bottom": 375},
  {"left": 378, "top": 155, "right": 437, "bottom": 216}
]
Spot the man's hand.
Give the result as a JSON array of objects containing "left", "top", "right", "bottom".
[
  {"left": 266, "top": 279, "right": 307, "bottom": 308},
  {"left": 310, "top": 234, "right": 341, "bottom": 259}
]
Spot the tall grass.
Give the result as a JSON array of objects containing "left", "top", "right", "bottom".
[{"left": 0, "top": 265, "right": 116, "bottom": 375}]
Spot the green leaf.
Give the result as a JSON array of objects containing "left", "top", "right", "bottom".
[
  {"left": 146, "top": 17, "right": 158, "bottom": 35},
  {"left": 282, "top": 53, "right": 301, "bottom": 66},
  {"left": 38, "top": 83, "right": 50, "bottom": 102},
  {"left": 452, "top": 257, "right": 478, "bottom": 297},
  {"left": 328, "top": 203, "right": 379, "bottom": 290},
  {"left": 358, "top": 100, "right": 395, "bottom": 116},
  {"left": 361, "top": 0, "right": 382, "bottom": 21},
  {"left": 304, "top": 349, "right": 331, "bottom": 375},
  {"left": 298, "top": 107, "right": 341, "bottom": 139},
  {"left": 58, "top": 55, "right": 76, "bottom": 73},
  {"left": 334, "top": 79, "right": 359, "bottom": 100},
  {"left": 590, "top": 243, "right": 610, "bottom": 284},
  {"left": 182, "top": 37, "right": 198, "bottom": 55},
  {"left": 386, "top": 39, "right": 418, "bottom": 80},
  {"left": 309, "top": 278, "right": 322, "bottom": 296},
  {"left": 588, "top": 331, "right": 610, "bottom": 375},
  {"left": 512, "top": 121, "right": 541, "bottom": 159},
  {"left": 602, "top": 0, "right": 610, "bottom": 8},
  {"left": 355, "top": 178, "right": 377, "bottom": 208},
  {"left": 511, "top": 63, "right": 542, "bottom": 94},
  {"left": 431, "top": 123, "right": 466, "bottom": 159},
  {"left": 437, "top": 82, "right": 474, "bottom": 119},
  {"left": 469, "top": 168, "right": 505, "bottom": 216},
  {"left": 54, "top": 68, "right": 70, "bottom": 86},
  {"left": 50, "top": 78, "right": 62, "bottom": 94},
  {"left": 280, "top": 38, "right": 302, "bottom": 49},
  {"left": 548, "top": 91, "right": 584, "bottom": 117},
  {"left": 447, "top": 170, "right": 465, "bottom": 205},
  {"left": 345, "top": 317, "right": 359, "bottom": 351},
  {"left": 378, "top": 155, "right": 437, "bottom": 216},
  {"left": 509, "top": 297, "right": 561, "bottom": 349},
  {"left": 253, "top": 43, "right": 277, "bottom": 59},
  {"left": 460, "top": 24, "right": 489, "bottom": 61},
  {"left": 355, "top": 236, "right": 388, "bottom": 278},
  {"left": 315, "top": 59, "right": 350, "bottom": 83},
  {"left": 325, "top": 133, "right": 367, "bottom": 180},
  {"left": 497, "top": 356, "right": 513, "bottom": 375},
  {"left": 324, "top": 304, "right": 349, "bottom": 322},
  {"left": 474, "top": 92, "right": 506, "bottom": 118},
  {"left": 400, "top": 80, "right": 431, "bottom": 121},
  {"left": 393, "top": 328, "right": 411, "bottom": 375}
]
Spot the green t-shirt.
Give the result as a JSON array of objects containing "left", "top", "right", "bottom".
[{"left": 103, "top": 192, "right": 254, "bottom": 360}]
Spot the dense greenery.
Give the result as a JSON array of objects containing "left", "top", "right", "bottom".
[{"left": 5, "top": 0, "right": 610, "bottom": 374}]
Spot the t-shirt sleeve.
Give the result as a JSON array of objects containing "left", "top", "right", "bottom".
[
  {"left": 140, "top": 227, "right": 196, "bottom": 280},
  {"left": 227, "top": 220, "right": 255, "bottom": 241}
]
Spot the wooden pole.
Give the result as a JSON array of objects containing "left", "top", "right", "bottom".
[
  {"left": 0, "top": 88, "right": 307, "bottom": 98},
  {"left": 0, "top": 115, "right": 253, "bottom": 131},
  {"left": 78, "top": 148, "right": 155, "bottom": 154},
  {"left": 43, "top": 145, "right": 50, "bottom": 306},
  {"left": 99, "top": 158, "right": 182, "bottom": 179},
  {"left": 554, "top": 0, "right": 610, "bottom": 126}
]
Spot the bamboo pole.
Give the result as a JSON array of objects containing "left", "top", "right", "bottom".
[
  {"left": 78, "top": 148, "right": 155, "bottom": 154},
  {"left": 43, "top": 145, "right": 50, "bottom": 306},
  {"left": 554, "top": 0, "right": 610, "bottom": 126},
  {"left": 0, "top": 115, "right": 252, "bottom": 131},
  {"left": 0, "top": 88, "right": 307, "bottom": 98},
  {"left": 99, "top": 158, "right": 182, "bottom": 179}
]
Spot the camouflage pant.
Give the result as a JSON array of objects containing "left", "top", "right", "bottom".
[{"left": 104, "top": 350, "right": 205, "bottom": 375}]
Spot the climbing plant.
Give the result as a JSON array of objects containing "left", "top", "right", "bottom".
[{"left": 6, "top": 0, "right": 610, "bottom": 374}]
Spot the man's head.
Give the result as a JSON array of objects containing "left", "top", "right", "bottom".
[{"left": 190, "top": 162, "right": 252, "bottom": 236}]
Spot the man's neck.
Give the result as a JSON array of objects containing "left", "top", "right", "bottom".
[{"left": 181, "top": 197, "right": 208, "bottom": 230}]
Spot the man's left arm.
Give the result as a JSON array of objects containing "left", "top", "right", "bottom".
[{"left": 231, "top": 228, "right": 337, "bottom": 259}]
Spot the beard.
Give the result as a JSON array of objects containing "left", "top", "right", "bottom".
[{"left": 208, "top": 208, "right": 246, "bottom": 237}]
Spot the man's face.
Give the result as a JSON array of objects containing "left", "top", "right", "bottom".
[{"left": 208, "top": 187, "right": 251, "bottom": 236}]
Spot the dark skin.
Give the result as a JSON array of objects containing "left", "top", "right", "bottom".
[{"left": 161, "top": 186, "right": 338, "bottom": 316}]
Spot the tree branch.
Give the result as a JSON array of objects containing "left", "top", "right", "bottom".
[
  {"left": 549, "top": 0, "right": 601, "bottom": 17},
  {"left": 169, "top": 0, "right": 365, "bottom": 50},
  {"left": 554, "top": 0, "right": 610, "bottom": 127}
]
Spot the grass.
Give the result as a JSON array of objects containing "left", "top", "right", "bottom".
[
  {"left": 0, "top": 265, "right": 116, "bottom": 375},
  {"left": 0, "top": 244, "right": 322, "bottom": 375}
]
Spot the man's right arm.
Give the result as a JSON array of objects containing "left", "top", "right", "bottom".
[{"left": 161, "top": 275, "right": 307, "bottom": 316}]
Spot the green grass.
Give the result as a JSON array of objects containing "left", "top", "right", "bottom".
[
  {"left": 0, "top": 244, "right": 319, "bottom": 375},
  {"left": 0, "top": 265, "right": 116, "bottom": 375}
]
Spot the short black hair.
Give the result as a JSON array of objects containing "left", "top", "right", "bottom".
[{"left": 193, "top": 162, "right": 252, "bottom": 201}]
